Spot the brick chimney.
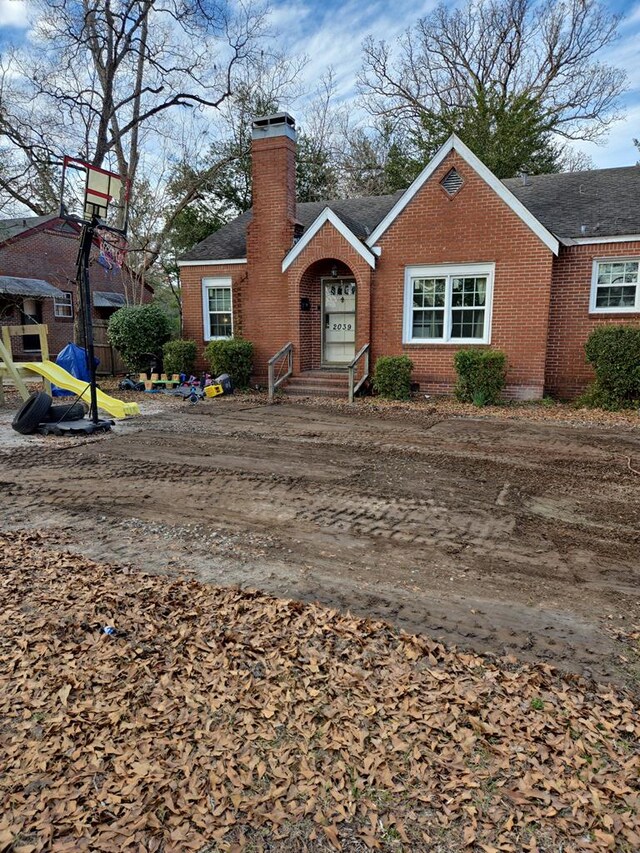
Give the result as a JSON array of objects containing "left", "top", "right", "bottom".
[
  {"left": 249, "top": 113, "right": 297, "bottom": 254},
  {"left": 245, "top": 113, "right": 297, "bottom": 378}
]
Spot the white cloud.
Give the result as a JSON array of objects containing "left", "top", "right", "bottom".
[
  {"left": 272, "top": 0, "right": 640, "bottom": 168},
  {"left": 0, "top": 0, "right": 29, "bottom": 28}
]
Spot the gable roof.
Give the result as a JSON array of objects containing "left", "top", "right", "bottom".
[
  {"left": 366, "top": 135, "right": 559, "bottom": 254},
  {"left": 503, "top": 166, "right": 640, "bottom": 242},
  {"left": 177, "top": 192, "right": 403, "bottom": 264},
  {"left": 0, "top": 213, "right": 59, "bottom": 243},
  {"left": 282, "top": 208, "right": 377, "bottom": 271},
  {"left": 179, "top": 141, "right": 640, "bottom": 264}
]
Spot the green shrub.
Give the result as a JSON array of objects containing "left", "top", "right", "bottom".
[
  {"left": 372, "top": 355, "right": 413, "bottom": 400},
  {"left": 454, "top": 349, "right": 507, "bottom": 406},
  {"left": 163, "top": 339, "right": 197, "bottom": 376},
  {"left": 582, "top": 325, "right": 640, "bottom": 409},
  {"left": 107, "top": 304, "right": 172, "bottom": 371},
  {"left": 204, "top": 338, "right": 254, "bottom": 388}
]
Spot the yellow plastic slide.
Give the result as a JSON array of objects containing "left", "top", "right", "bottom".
[{"left": 22, "top": 361, "right": 140, "bottom": 418}]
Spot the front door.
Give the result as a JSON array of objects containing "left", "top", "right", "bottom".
[{"left": 322, "top": 278, "right": 356, "bottom": 364}]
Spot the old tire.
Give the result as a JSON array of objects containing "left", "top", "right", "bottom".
[
  {"left": 44, "top": 401, "right": 88, "bottom": 423},
  {"left": 11, "top": 391, "right": 53, "bottom": 435}
]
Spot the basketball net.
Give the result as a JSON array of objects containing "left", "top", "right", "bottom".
[{"left": 96, "top": 230, "right": 129, "bottom": 271}]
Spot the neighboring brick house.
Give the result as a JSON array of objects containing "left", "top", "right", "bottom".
[
  {"left": 179, "top": 113, "right": 640, "bottom": 399},
  {"left": 0, "top": 214, "right": 152, "bottom": 370}
]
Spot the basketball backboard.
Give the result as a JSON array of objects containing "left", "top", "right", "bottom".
[{"left": 60, "top": 156, "right": 129, "bottom": 235}]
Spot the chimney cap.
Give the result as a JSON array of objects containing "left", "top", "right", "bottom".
[{"left": 252, "top": 112, "right": 296, "bottom": 142}]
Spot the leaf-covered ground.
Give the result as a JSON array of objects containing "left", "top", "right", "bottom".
[{"left": 0, "top": 532, "right": 638, "bottom": 852}]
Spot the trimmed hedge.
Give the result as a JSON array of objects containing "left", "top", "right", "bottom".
[
  {"left": 582, "top": 325, "right": 640, "bottom": 409},
  {"left": 454, "top": 349, "right": 507, "bottom": 406},
  {"left": 372, "top": 355, "right": 413, "bottom": 400},
  {"left": 163, "top": 339, "right": 197, "bottom": 376},
  {"left": 107, "top": 304, "right": 172, "bottom": 371},
  {"left": 204, "top": 338, "right": 253, "bottom": 389}
]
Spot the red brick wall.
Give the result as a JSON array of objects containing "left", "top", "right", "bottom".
[
  {"left": 0, "top": 220, "right": 146, "bottom": 362},
  {"left": 244, "top": 133, "right": 297, "bottom": 379},
  {"left": 545, "top": 241, "right": 640, "bottom": 398},
  {"left": 372, "top": 151, "right": 555, "bottom": 399},
  {"left": 180, "top": 263, "right": 247, "bottom": 371}
]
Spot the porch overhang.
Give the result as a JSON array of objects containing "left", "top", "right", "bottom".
[
  {"left": 0, "top": 275, "right": 64, "bottom": 299},
  {"left": 282, "top": 208, "right": 377, "bottom": 272}
]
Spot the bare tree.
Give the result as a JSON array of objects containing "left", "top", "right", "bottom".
[
  {"left": 359, "top": 0, "right": 627, "bottom": 148},
  {"left": 0, "top": 0, "right": 269, "bottom": 218}
]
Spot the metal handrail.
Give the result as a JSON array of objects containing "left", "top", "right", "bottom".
[
  {"left": 348, "top": 343, "right": 370, "bottom": 403},
  {"left": 267, "top": 341, "right": 293, "bottom": 403}
]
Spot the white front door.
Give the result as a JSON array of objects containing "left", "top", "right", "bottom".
[{"left": 322, "top": 278, "right": 356, "bottom": 364}]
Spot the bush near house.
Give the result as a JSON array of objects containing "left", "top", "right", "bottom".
[
  {"left": 372, "top": 355, "right": 414, "bottom": 400},
  {"left": 582, "top": 325, "right": 640, "bottom": 410},
  {"left": 107, "top": 304, "right": 172, "bottom": 372},
  {"left": 204, "top": 338, "right": 254, "bottom": 389},
  {"left": 162, "top": 339, "right": 197, "bottom": 377},
  {"left": 454, "top": 349, "right": 507, "bottom": 406}
]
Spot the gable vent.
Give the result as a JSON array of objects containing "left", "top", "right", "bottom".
[{"left": 440, "top": 167, "right": 464, "bottom": 196}]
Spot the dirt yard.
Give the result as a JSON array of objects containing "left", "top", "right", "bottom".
[{"left": 1, "top": 393, "right": 639, "bottom": 690}]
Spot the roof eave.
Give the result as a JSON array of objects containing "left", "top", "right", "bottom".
[{"left": 177, "top": 258, "right": 247, "bottom": 267}]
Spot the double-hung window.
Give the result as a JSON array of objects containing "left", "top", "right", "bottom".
[
  {"left": 590, "top": 259, "right": 640, "bottom": 313},
  {"left": 54, "top": 292, "right": 73, "bottom": 319},
  {"left": 403, "top": 263, "right": 494, "bottom": 344},
  {"left": 202, "top": 277, "right": 233, "bottom": 340}
]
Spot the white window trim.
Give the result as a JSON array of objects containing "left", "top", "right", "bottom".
[
  {"left": 590, "top": 258, "right": 640, "bottom": 314},
  {"left": 202, "top": 277, "right": 233, "bottom": 341},
  {"left": 53, "top": 291, "right": 73, "bottom": 318},
  {"left": 403, "top": 262, "right": 494, "bottom": 345}
]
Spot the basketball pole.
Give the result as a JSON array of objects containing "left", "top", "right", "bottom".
[{"left": 75, "top": 216, "right": 100, "bottom": 424}]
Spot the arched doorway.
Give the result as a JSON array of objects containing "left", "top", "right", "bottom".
[{"left": 298, "top": 258, "right": 357, "bottom": 371}]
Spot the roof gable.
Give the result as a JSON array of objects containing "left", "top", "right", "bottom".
[
  {"left": 0, "top": 213, "right": 60, "bottom": 244},
  {"left": 366, "top": 135, "right": 560, "bottom": 255},
  {"left": 282, "top": 208, "right": 376, "bottom": 271}
]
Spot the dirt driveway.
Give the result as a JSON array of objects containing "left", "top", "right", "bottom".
[{"left": 1, "top": 396, "right": 639, "bottom": 687}]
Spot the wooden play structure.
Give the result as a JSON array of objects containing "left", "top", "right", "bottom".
[{"left": 0, "top": 323, "right": 51, "bottom": 405}]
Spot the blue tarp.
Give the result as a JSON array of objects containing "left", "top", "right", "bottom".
[{"left": 52, "top": 343, "right": 100, "bottom": 397}]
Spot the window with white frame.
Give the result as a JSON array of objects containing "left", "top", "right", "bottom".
[
  {"left": 403, "top": 264, "right": 494, "bottom": 344},
  {"left": 591, "top": 259, "right": 640, "bottom": 313},
  {"left": 202, "top": 277, "right": 233, "bottom": 340},
  {"left": 53, "top": 291, "right": 73, "bottom": 318}
]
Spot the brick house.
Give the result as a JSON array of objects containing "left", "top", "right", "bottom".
[
  {"left": 0, "top": 214, "right": 151, "bottom": 370},
  {"left": 179, "top": 113, "right": 640, "bottom": 399}
]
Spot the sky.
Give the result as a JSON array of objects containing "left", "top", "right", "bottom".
[{"left": 1, "top": 0, "right": 639, "bottom": 169}]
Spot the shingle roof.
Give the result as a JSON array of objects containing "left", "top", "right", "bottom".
[
  {"left": 179, "top": 164, "right": 640, "bottom": 262},
  {"left": 179, "top": 192, "right": 404, "bottom": 262},
  {"left": 0, "top": 275, "right": 64, "bottom": 298},
  {"left": 503, "top": 166, "right": 640, "bottom": 241},
  {"left": 0, "top": 214, "right": 58, "bottom": 243}
]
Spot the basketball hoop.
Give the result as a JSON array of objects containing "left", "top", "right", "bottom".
[
  {"left": 60, "top": 156, "right": 130, "bottom": 235},
  {"left": 58, "top": 155, "right": 131, "bottom": 430}
]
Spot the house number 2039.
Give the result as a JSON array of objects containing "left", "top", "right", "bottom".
[{"left": 332, "top": 323, "right": 352, "bottom": 331}]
